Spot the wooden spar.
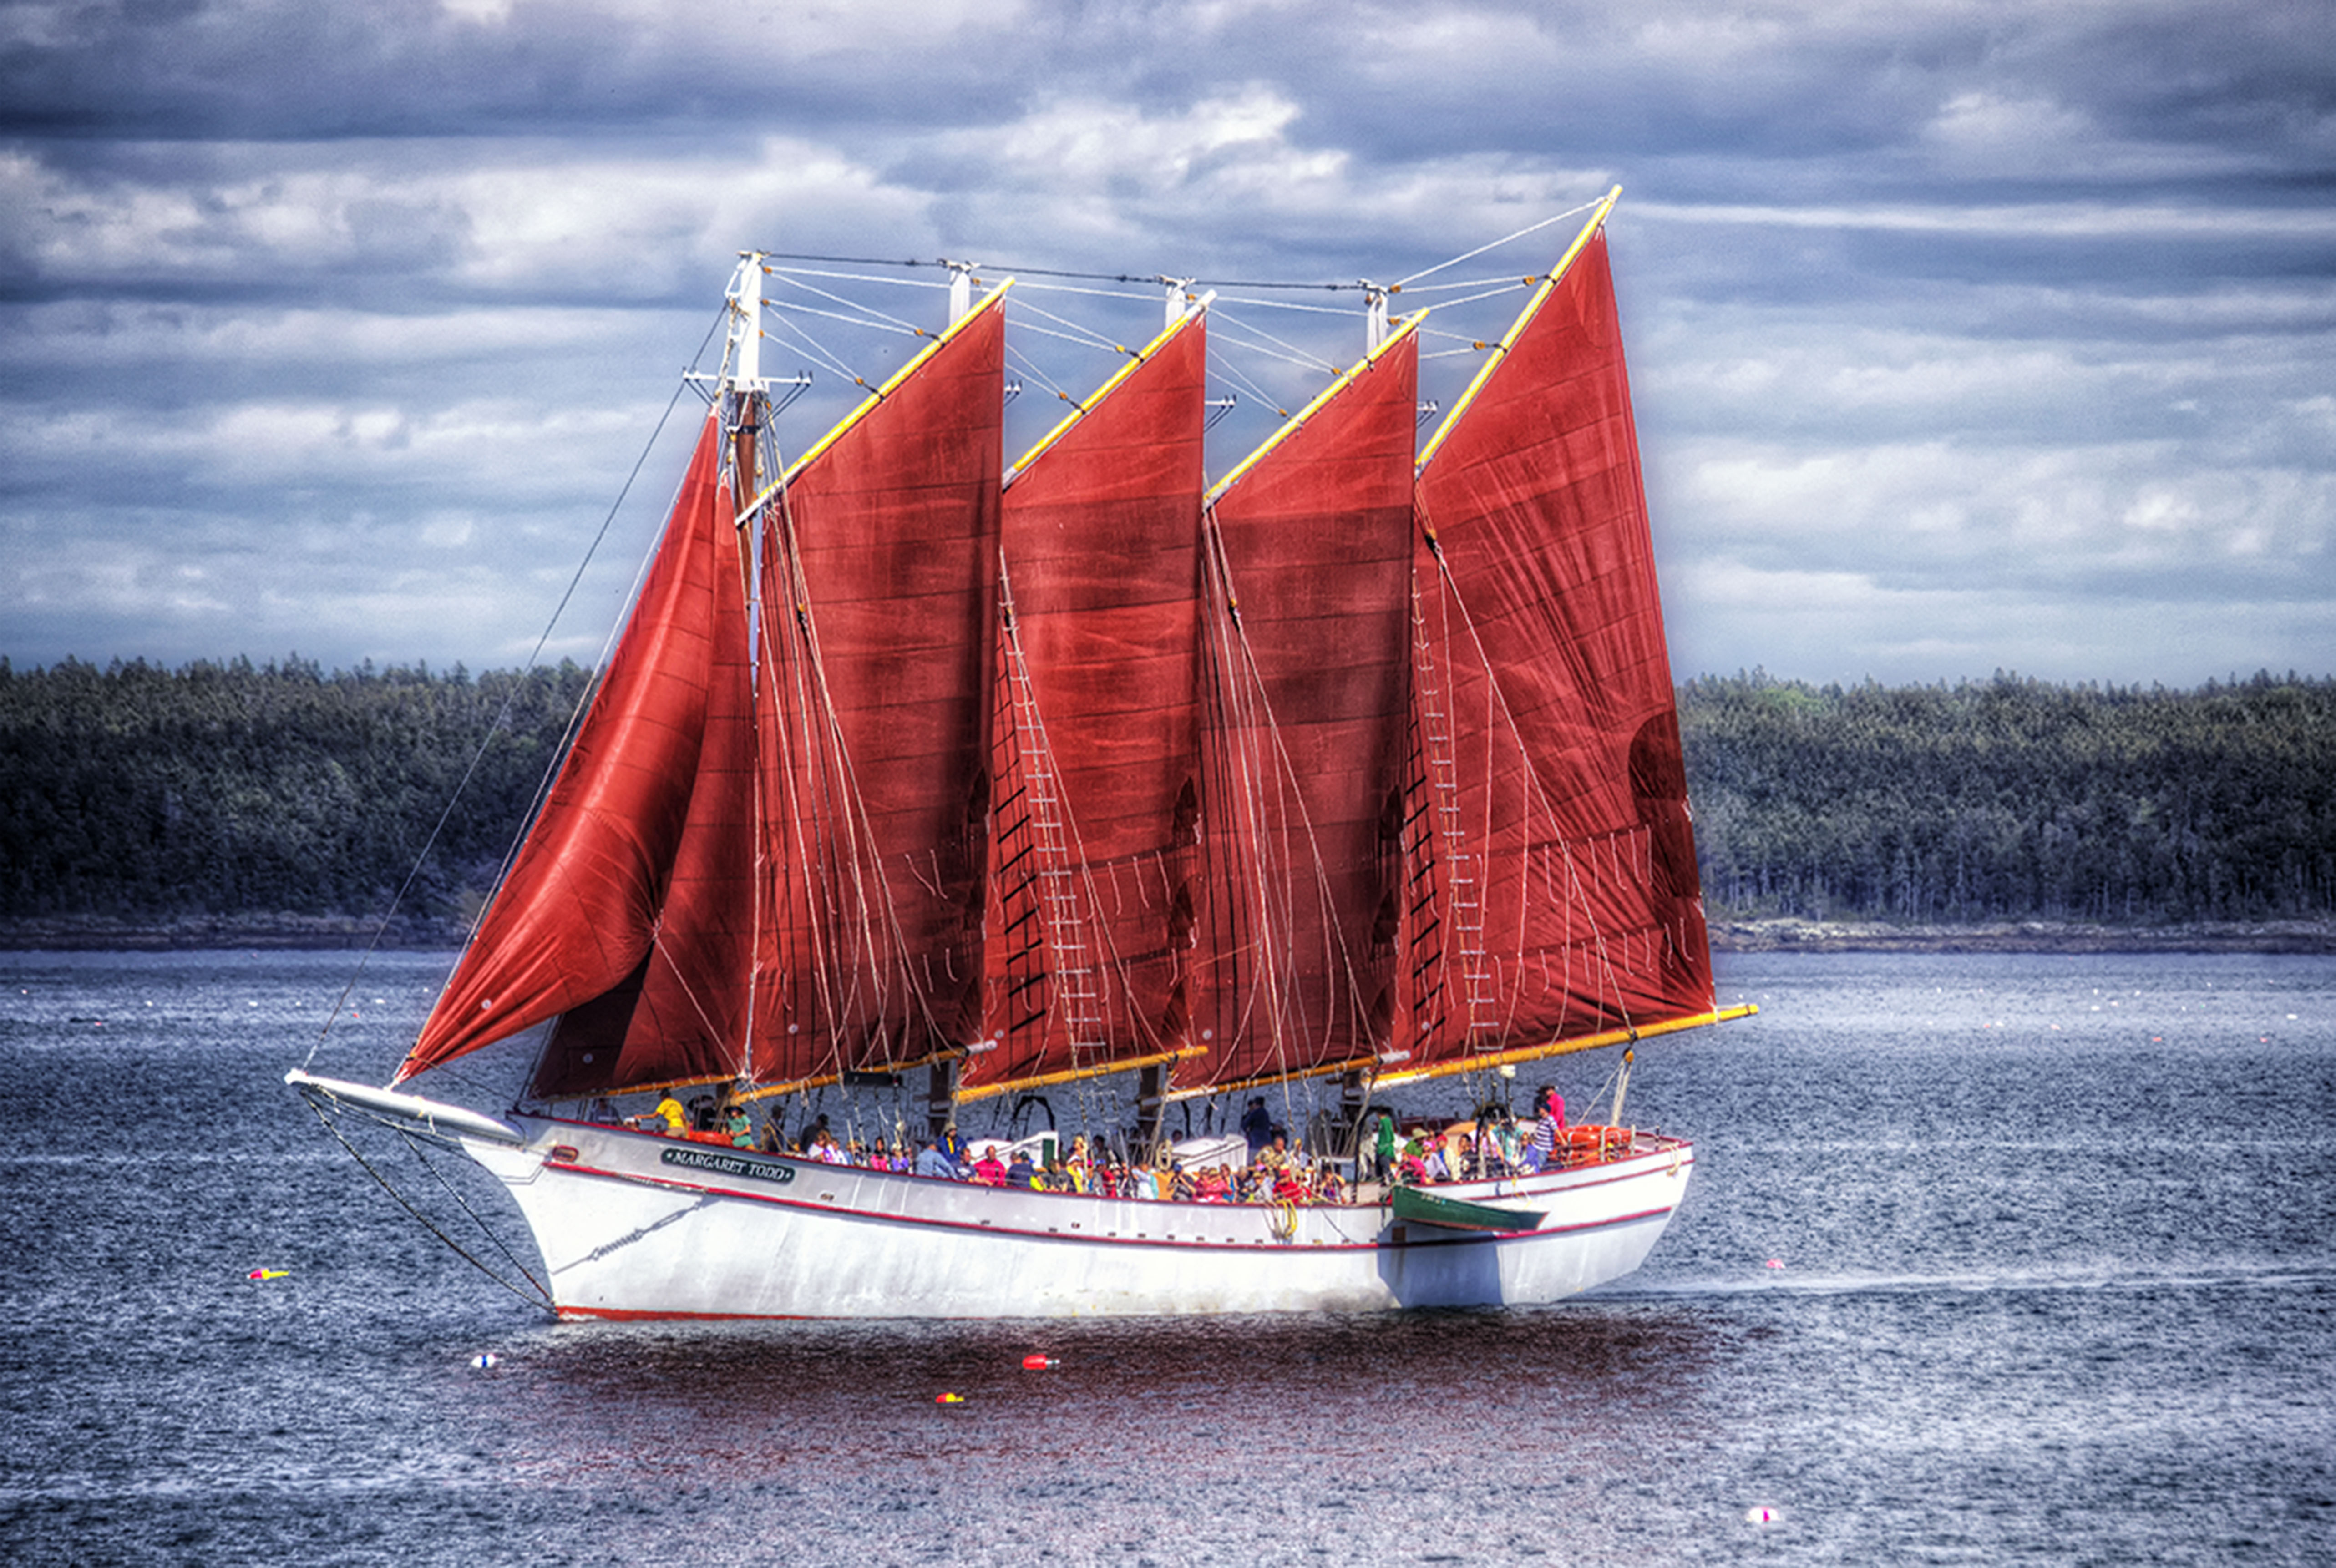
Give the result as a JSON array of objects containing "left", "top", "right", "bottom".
[
  {"left": 955, "top": 1043, "right": 1208, "bottom": 1105},
  {"left": 1162, "top": 1054, "right": 1381, "bottom": 1104},
  {"left": 528, "top": 1010, "right": 1754, "bottom": 1113},
  {"left": 728, "top": 253, "right": 767, "bottom": 1094},
  {"left": 1003, "top": 295, "right": 1211, "bottom": 485},
  {"left": 1203, "top": 310, "right": 1426, "bottom": 505},
  {"left": 1414, "top": 186, "right": 1620, "bottom": 475},
  {"left": 733, "top": 1043, "right": 968, "bottom": 1105},
  {"left": 1369, "top": 1002, "right": 1758, "bottom": 1090},
  {"left": 780, "top": 280, "right": 1015, "bottom": 484},
  {"left": 731, "top": 387, "right": 761, "bottom": 520},
  {"left": 1162, "top": 1002, "right": 1754, "bottom": 1104}
]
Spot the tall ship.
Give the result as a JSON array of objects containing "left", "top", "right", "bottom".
[{"left": 292, "top": 191, "right": 1754, "bottom": 1320}]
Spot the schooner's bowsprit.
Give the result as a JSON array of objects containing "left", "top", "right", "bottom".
[{"left": 290, "top": 190, "right": 1756, "bottom": 1319}]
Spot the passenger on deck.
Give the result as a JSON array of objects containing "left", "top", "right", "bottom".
[
  {"left": 1240, "top": 1096, "right": 1272, "bottom": 1155},
  {"left": 586, "top": 1097, "right": 619, "bottom": 1124},
  {"left": 972, "top": 1148, "right": 1008, "bottom": 1186},
  {"left": 1485, "top": 1113, "right": 1521, "bottom": 1175},
  {"left": 1005, "top": 1149, "right": 1039, "bottom": 1189},
  {"left": 1372, "top": 1112, "right": 1397, "bottom": 1184},
  {"left": 1521, "top": 1087, "right": 1565, "bottom": 1171},
  {"left": 1170, "top": 1163, "right": 1196, "bottom": 1201},
  {"left": 635, "top": 1092, "right": 687, "bottom": 1136},
  {"left": 725, "top": 1106, "right": 754, "bottom": 1147},
  {"left": 1196, "top": 1166, "right": 1232, "bottom": 1202},
  {"left": 915, "top": 1140, "right": 958, "bottom": 1179}
]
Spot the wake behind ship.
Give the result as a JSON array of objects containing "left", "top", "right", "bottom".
[{"left": 291, "top": 190, "right": 1754, "bottom": 1319}]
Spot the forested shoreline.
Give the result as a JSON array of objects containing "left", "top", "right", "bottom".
[
  {"left": 2, "top": 658, "right": 2330, "bottom": 951},
  {"left": 1681, "top": 670, "right": 2334, "bottom": 928},
  {"left": 0, "top": 655, "right": 594, "bottom": 948}
]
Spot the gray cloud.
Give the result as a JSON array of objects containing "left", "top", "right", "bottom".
[{"left": 2, "top": 0, "right": 2331, "bottom": 685}]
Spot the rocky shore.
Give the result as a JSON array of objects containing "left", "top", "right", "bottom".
[
  {"left": 4, "top": 910, "right": 2328, "bottom": 955},
  {"left": 0, "top": 911, "right": 472, "bottom": 952},
  {"left": 1710, "top": 916, "right": 2336, "bottom": 955}
]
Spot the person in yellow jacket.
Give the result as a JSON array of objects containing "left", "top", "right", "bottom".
[{"left": 632, "top": 1093, "right": 686, "bottom": 1135}]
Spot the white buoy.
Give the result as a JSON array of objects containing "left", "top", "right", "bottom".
[
  {"left": 1746, "top": 1507, "right": 1777, "bottom": 1524},
  {"left": 471, "top": 1352, "right": 501, "bottom": 1370}
]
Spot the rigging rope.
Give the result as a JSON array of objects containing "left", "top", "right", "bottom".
[
  {"left": 764, "top": 483, "right": 960, "bottom": 1077},
  {"left": 1207, "top": 354, "right": 1295, "bottom": 420},
  {"left": 1004, "top": 340, "right": 1077, "bottom": 406},
  {"left": 1012, "top": 293, "right": 1135, "bottom": 354},
  {"left": 1208, "top": 518, "right": 1379, "bottom": 1055},
  {"left": 397, "top": 1127, "right": 553, "bottom": 1299},
  {"left": 767, "top": 270, "right": 927, "bottom": 335},
  {"left": 1416, "top": 526, "right": 1637, "bottom": 1041},
  {"left": 303, "top": 1100, "right": 554, "bottom": 1315},
  {"left": 745, "top": 204, "right": 1604, "bottom": 304},
  {"left": 1392, "top": 197, "right": 1603, "bottom": 289},
  {"left": 767, "top": 311, "right": 871, "bottom": 389},
  {"left": 1207, "top": 309, "right": 1338, "bottom": 374},
  {"left": 746, "top": 249, "right": 1368, "bottom": 293},
  {"left": 766, "top": 296, "right": 922, "bottom": 339},
  {"left": 303, "top": 303, "right": 726, "bottom": 1074}
]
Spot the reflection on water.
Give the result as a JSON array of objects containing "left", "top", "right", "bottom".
[{"left": 467, "top": 1308, "right": 1734, "bottom": 1563}]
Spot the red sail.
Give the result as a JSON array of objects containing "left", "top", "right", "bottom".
[
  {"left": 752, "top": 298, "right": 1005, "bottom": 1084},
  {"left": 397, "top": 415, "right": 751, "bottom": 1086},
  {"left": 1194, "top": 325, "right": 1420, "bottom": 1088},
  {"left": 1405, "top": 226, "right": 1713, "bottom": 1067},
  {"left": 966, "top": 313, "right": 1209, "bottom": 1093}
]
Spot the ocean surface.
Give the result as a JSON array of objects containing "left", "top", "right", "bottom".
[{"left": 1, "top": 949, "right": 2329, "bottom": 1565}]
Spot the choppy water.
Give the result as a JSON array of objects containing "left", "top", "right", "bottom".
[{"left": 1, "top": 949, "right": 2330, "bottom": 1564}]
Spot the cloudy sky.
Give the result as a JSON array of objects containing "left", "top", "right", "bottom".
[{"left": 4, "top": 0, "right": 2330, "bottom": 687}]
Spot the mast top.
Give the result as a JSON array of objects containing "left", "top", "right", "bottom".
[
  {"left": 1360, "top": 282, "right": 1390, "bottom": 352},
  {"left": 727, "top": 252, "right": 767, "bottom": 394},
  {"left": 944, "top": 258, "right": 982, "bottom": 326}
]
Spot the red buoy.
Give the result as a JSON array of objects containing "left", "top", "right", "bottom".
[{"left": 1021, "top": 1353, "right": 1057, "bottom": 1371}]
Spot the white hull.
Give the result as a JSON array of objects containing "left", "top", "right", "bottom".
[{"left": 452, "top": 1117, "right": 1695, "bottom": 1320}]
